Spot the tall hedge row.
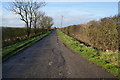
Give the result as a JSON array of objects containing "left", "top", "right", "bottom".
[
  {"left": 2, "top": 27, "right": 48, "bottom": 47},
  {"left": 59, "top": 16, "right": 119, "bottom": 52}
]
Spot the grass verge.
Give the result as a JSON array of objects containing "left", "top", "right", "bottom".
[
  {"left": 2, "top": 31, "right": 52, "bottom": 62},
  {"left": 57, "top": 30, "right": 119, "bottom": 78}
]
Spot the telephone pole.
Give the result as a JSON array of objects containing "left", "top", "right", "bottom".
[{"left": 61, "top": 16, "right": 63, "bottom": 27}]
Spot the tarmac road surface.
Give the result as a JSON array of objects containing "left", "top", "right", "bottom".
[{"left": 2, "top": 31, "right": 116, "bottom": 78}]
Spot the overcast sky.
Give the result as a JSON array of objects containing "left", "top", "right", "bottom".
[{"left": 1, "top": 2, "right": 118, "bottom": 28}]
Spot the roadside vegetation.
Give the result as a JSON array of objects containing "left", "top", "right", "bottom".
[
  {"left": 2, "top": 31, "right": 52, "bottom": 62},
  {"left": 3, "top": 0, "right": 53, "bottom": 47},
  {"left": 2, "top": 0, "right": 54, "bottom": 61},
  {"left": 58, "top": 16, "right": 119, "bottom": 77},
  {"left": 2, "top": 27, "right": 50, "bottom": 47},
  {"left": 59, "top": 16, "right": 119, "bottom": 52},
  {"left": 7, "top": 0, "right": 53, "bottom": 37},
  {"left": 57, "top": 30, "right": 119, "bottom": 77},
  {"left": 2, "top": 0, "right": 53, "bottom": 47}
]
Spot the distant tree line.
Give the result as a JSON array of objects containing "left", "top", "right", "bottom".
[{"left": 59, "top": 16, "right": 119, "bottom": 52}]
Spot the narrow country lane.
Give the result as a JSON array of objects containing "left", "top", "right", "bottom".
[{"left": 2, "top": 31, "right": 116, "bottom": 78}]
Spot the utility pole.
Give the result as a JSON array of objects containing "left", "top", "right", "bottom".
[{"left": 61, "top": 16, "right": 63, "bottom": 28}]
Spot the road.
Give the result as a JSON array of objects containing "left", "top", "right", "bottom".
[{"left": 2, "top": 31, "right": 116, "bottom": 78}]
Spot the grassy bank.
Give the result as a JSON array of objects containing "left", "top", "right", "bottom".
[
  {"left": 2, "top": 31, "right": 52, "bottom": 62},
  {"left": 57, "top": 30, "right": 119, "bottom": 77},
  {"left": 2, "top": 27, "right": 49, "bottom": 47},
  {"left": 59, "top": 16, "right": 118, "bottom": 52}
]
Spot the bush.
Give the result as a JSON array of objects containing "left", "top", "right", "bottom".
[
  {"left": 2, "top": 27, "right": 48, "bottom": 47},
  {"left": 59, "top": 16, "right": 119, "bottom": 52}
]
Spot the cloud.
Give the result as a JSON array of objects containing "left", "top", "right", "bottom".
[
  {"left": 1, "top": 2, "right": 104, "bottom": 28},
  {"left": 1, "top": 12, "right": 24, "bottom": 27},
  {"left": 1, "top": 0, "right": 119, "bottom": 2},
  {"left": 1, "top": 2, "right": 117, "bottom": 28},
  {"left": 47, "top": 10, "right": 101, "bottom": 27},
  {"left": 1, "top": 8, "right": 101, "bottom": 28},
  {"left": 2, "top": 10, "right": 99, "bottom": 28},
  {"left": 42, "top": 4, "right": 103, "bottom": 27}
]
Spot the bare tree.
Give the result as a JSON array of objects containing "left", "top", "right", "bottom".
[
  {"left": 45, "top": 16, "right": 54, "bottom": 30},
  {"left": 32, "top": 11, "right": 45, "bottom": 35},
  {"left": 29, "top": 0, "right": 46, "bottom": 35},
  {"left": 39, "top": 15, "right": 53, "bottom": 31},
  {"left": 8, "top": 0, "right": 46, "bottom": 37},
  {"left": 38, "top": 12, "right": 46, "bottom": 29}
]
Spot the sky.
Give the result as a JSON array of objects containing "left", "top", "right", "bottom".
[{"left": 0, "top": 2, "right": 118, "bottom": 28}]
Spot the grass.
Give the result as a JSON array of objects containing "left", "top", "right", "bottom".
[
  {"left": 2, "top": 31, "right": 52, "bottom": 62},
  {"left": 57, "top": 30, "right": 119, "bottom": 78}
]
